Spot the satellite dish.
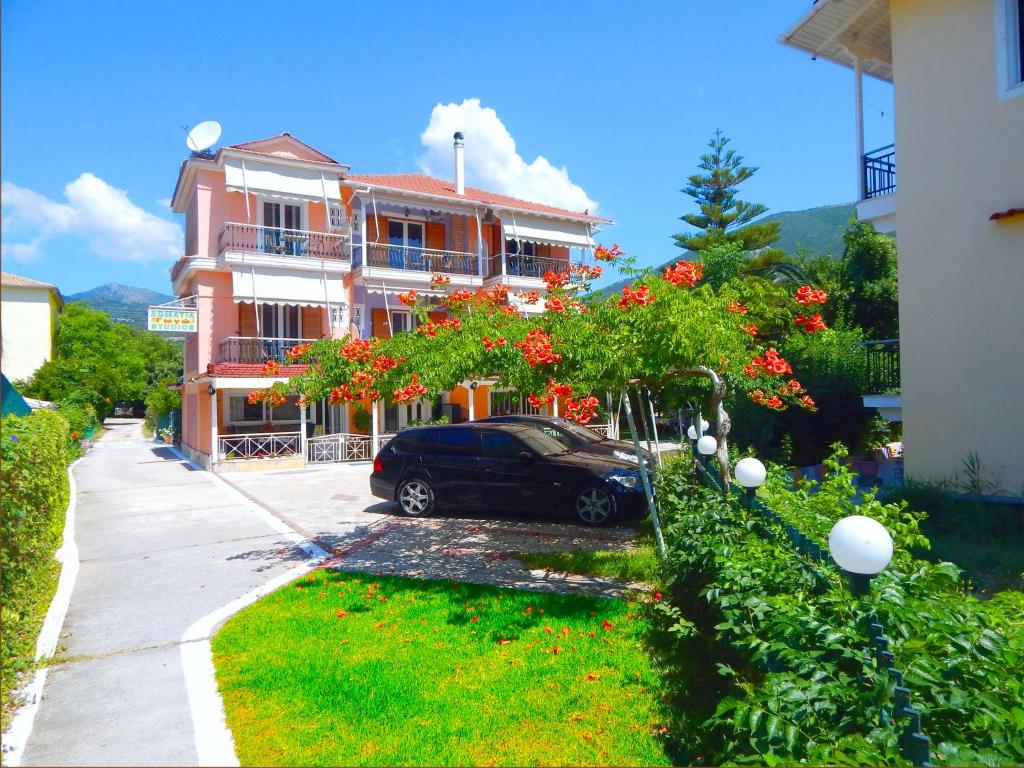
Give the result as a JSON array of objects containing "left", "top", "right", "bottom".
[{"left": 185, "top": 121, "right": 222, "bottom": 152}]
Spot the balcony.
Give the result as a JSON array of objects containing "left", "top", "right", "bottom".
[
  {"left": 360, "top": 243, "right": 479, "bottom": 275},
  {"left": 863, "top": 144, "right": 896, "bottom": 199},
  {"left": 217, "top": 336, "right": 318, "bottom": 365},
  {"left": 864, "top": 338, "right": 900, "bottom": 393},
  {"left": 219, "top": 223, "right": 350, "bottom": 261}
]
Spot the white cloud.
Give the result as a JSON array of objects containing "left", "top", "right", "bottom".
[
  {"left": 1, "top": 173, "right": 183, "bottom": 263},
  {"left": 418, "top": 98, "right": 597, "bottom": 213}
]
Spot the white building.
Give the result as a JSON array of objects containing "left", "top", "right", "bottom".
[{"left": 1, "top": 273, "right": 63, "bottom": 382}]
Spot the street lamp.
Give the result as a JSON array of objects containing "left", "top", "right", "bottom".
[
  {"left": 735, "top": 456, "right": 767, "bottom": 508},
  {"left": 696, "top": 435, "right": 717, "bottom": 464},
  {"left": 686, "top": 418, "right": 710, "bottom": 440},
  {"left": 828, "top": 515, "right": 894, "bottom": 594}
]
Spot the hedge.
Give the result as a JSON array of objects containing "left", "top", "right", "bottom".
[
  {"left": 1, "top": 409, "right": 74, "bottom": 728},
  {"left": 651, "top": 449, "right": 1024, "bottom": 766}
]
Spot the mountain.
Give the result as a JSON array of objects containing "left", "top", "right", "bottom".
[
  {"left": 67, "top": 283, "right": 175, "bottom": 329},
  {"left": 596, "top": 202, "right": 856, "bottom": 296}
]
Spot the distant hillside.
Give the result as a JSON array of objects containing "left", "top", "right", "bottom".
[
  {"left": 596, "top": 202, "right": 856, "bottom": 297},
  {"left": 67, "top": 283, "right": 175, "bottom": 330}
]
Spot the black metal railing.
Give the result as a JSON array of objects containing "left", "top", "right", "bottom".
[
  {"left": 487, "top": 254, "right": 585, "bottom": 279},
  {"left": 864, "top": 339, "right": 900, "bottom": 394},
  {"left": 217, "top": 336, "right": 317, "bottom": 365},
  {"left": 863, "top": 144, "right": 896, "bottom": 199},
  {"left": 219, "top": 223, "right": 350, "bottom": 261},
  {"left": 363, "top": 243, "right": 479, "bottom": 275}
]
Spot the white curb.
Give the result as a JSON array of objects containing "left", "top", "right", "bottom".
[
  {"left": 1, "top": 457, "right": 84, "bottom": 767},
  {"left": 168, "top": 445, "right": 330, "bottom": 767}
]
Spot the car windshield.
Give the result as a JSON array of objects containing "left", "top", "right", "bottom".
[
  {"left": 516, "top": 428, "right": 571, "bottom": 457},
  {"left": 553, "top": 419, "right": 605, "bottom": 444}
]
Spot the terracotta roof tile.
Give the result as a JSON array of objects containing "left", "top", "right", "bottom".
[
  {"left": 207, "top": 363, "right": 311, "bottom": 378},
  {"left": 1, "top": 272, "right": 58, "bottom": 289},
  {"left": 345, "top": 173, "right": 611, "bottom": 224}
]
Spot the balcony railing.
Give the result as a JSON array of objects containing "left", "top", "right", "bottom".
[
  {"left": 487, "top": 254, "right": 585, "bottom": 280},
  {"left": 361, "top": 243, "right": 479, "bottom": 275},
  {"left": 864, "top": 339, "right": 900, "bottom": 394},
  {"left": 863, "top": 144, "right": 896, "bottom": 199},
  {"left": 218, "top": 336, "right": 317, "bottom": 365},
  {"left": 219, "top": 223, "right": 350, "bottom": 261},
  {"left": 218, "top": 431, "right": 301, "bottom": 460}
]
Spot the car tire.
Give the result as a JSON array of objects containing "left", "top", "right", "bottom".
[
  {"left": 573, "top": 485, "right": 616, "bottom": 526},
  {"left": 396, "top": 477, "right": 435, "bottom": 518}
]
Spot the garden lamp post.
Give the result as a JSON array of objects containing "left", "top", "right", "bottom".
[
  {"left": 735, "top": 456, "right": 767, "bottom": 508},
  {"left": 696, "top": 435, "right": 717, "bottom": 470},
  {"left": 828, "top": 515, "right": 894, "bottom": 595}
]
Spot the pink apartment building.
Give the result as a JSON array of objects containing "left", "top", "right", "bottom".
[{"left": 169, "top": 132, "right": 609, "bottom": 470}]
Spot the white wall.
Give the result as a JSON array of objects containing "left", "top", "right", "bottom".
[{"left": 1, "top": 287, "right": 57, "bottom": 382}]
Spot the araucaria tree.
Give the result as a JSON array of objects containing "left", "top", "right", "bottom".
[
  {"left": 263, "top": 246, "right": 830, "bottom": 488},
  {"left": 673, "top": 129, "right": 781, "bottom": 253}
]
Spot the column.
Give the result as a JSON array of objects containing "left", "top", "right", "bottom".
[
  {"left": 854, "top": 55, "right": 866, "bottom": 200},
  {"left": 371, "top": 398, "right": 380, "bottom": 456},
  {"left": 467, "top": 384, "right": 476, "bottom": 421},
  {"left": 209, "top": 387, "right": 219, "bottom": 464},
  {"left": 300, "top": 401, "right": 308, "bottom": 464}
]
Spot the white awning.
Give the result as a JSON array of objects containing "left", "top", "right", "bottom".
[
  {"left": 501, "top": 217, "right": 593, "bottom": 248},
  {"left": 232, "top": 269, "right": 345, "bottom": 307},
  {"left": 224, "top": 156, "right": 342, "bottom": 203}
]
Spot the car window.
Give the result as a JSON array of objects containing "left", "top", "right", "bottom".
[
  {"left": 540, "top": 425, "right": 573, "bottom": 447},
  {"left": 480, "top": 431, "right": 525, "bottom": 459},
  {"left": 435, "top": 427, "right": 479, "bottom": 455},
  {"left": 393, "top": 429, "right": 437, "bottom": 453},
  {"left": 516, "top": 428, "right": 570, "bottom": 457},
  {"left": 554, "top": 419, "right": 604, "bottom": 443}
]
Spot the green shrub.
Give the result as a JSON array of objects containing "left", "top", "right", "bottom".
[
  {"left": 1, "top": 410, "right": 73, "bottom": 726},
  {"left": 56, "top": 402, "right": 98, "bottom": 448},
  {"left": 652, "top": 449, "right": 1024, "bottom": 766}
]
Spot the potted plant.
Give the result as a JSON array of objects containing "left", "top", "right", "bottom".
[
  {"left": 159, "top": 426, "right": 174, "bottom": 444},
  {"left": 855, "top": 414, "right": 891, "bottom": 479}
]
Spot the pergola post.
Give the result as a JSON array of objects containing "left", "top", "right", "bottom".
[{"left": 371, "top": 398, "right": 380, "bottom": 456}]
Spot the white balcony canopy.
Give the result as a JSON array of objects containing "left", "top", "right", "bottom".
[
  {"left": 224, "top": 156, "right": 342, "bottom": 204},
  {"left": 232, "top": 268, "right": 345, "bottom": 307},
  {"left": 502, "top": 216, "right": 593, "bottom": 248}
]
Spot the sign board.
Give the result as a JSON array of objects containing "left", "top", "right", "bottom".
[{"left": 148, "top": 307, "right": 198, "bottom": 333}]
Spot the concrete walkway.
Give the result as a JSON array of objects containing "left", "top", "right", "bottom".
[{"left": 20, "top": 420, "right": 330, "bottom": 766}]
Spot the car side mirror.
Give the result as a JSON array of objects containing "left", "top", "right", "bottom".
[{"left": 517, "top": 451, "right": 534, "bottom": 461}]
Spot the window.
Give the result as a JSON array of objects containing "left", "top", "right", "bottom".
[
  {"left": 328, "top": 204, "right": 345, "bottom": 230},
  {"left": 270, "top": 395, "right": 301, "bottom": 423},
  {"left": 229, "top": 396, "right": 264, "bottom": 423},
  {"left": 997, "top": 0, "right": 1024, "bottom": 97},
  {"left": 389, "top": 310, "right": 412, "bottom": 334},
  {"left": 263, "top": 202, "right": 302, "bottom": 231},
  {"left": 388, "top": 220, "right": 424, "bottom": 248},
  {"left": 480, "top": 431, "right": 523, "bottom": 459},
  {"left": 505, "top": 239, "right": 535, "bottom": 257},
  {"left": 394, "top": 429, "right": 437, "bottom": 453},
  {"left": 436, "top": 427, "right": 478, "bottom": 454},
  {"left": 260, "top": 304, "right": 300, "bottom": 338}
]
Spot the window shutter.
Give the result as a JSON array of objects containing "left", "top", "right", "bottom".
[
  {"left": 301, "top": 306, "right": 323, "bottom": 338},
  {"left": 425, "top": 222, "right": 446, "bottom": 251},
  {"left": 371, "top": 308, "right": 391, "bottom": 339},
  {"left": 239, "top": 302, "right": 258, "bottom": 337}
]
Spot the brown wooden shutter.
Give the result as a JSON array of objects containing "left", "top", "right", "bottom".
[
  {"left": 425, "top": 222, "right": 446, "bottom": 250},
  {"left": 371, "top": 308, "right": 391, "bottom": 339},
  {"left": 301, "top": 306, "right": 323, "bottom": 338},
  {"left": 239, "top": 302, "right": 258, "bottom": 337}
]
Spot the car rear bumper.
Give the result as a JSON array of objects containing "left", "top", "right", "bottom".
[{"left": 370, "top": 475, "right": 395, "bottom": 501}]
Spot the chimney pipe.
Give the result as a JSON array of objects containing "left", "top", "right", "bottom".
[{"left": 453, "top": 131, "right": 465, "bottom": 195}]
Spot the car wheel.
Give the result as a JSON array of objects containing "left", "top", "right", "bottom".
[
  {"left": 574, "top": 486, "right": 616, "bottom": 526},
  {"left": 396, "top": 477, "right": 435, "bottom": 518}
]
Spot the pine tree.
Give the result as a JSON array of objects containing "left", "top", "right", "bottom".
[{"left": 674, "top": 130, "right": 780, "bottom": 252}]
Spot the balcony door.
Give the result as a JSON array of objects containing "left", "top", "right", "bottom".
[
  {"left": 262, "top": 201, "right": 303, "bottom": 255},
  {"left": 260, "top": 304, "right": 300, "bottom": 340},
  {"left": 387, "top": 219, "right": 424, "bottom": 269}
]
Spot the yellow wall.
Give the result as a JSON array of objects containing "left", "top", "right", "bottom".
[{"left": 890, "top": 0, "right": 1024, "bottom": 491}]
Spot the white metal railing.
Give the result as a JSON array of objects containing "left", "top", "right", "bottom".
[
  {"left": 361, "top": 243, "right": 479, "bottom": 275},
  {"left": 218, "top": 431, "right": 302, "bottom": 460},
  {"left": 306, "top": 432, "right": 373, "bottom": 463},
  {"left": 219, "top": 223, "right": 351, "bottom": 260},
  {"left": 588, "top": 423, "right": 612, "bottom": 438},
  {"left": 218, "top": 336, "right": 317, "bottom": 364}
]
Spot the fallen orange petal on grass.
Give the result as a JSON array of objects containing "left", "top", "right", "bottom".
[
  {"left": 497, "top": 638, "right": 511, "bottom": 645},
  {"left": 336, "top": 611, "right": 347, "bottom": 619},
  {"left": 587, "top": 672, "right": 599, "bottom": 681}
]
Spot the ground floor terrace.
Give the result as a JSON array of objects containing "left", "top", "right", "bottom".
[{"left": 179, "top": 377, "right": 615, "bottom": 472}]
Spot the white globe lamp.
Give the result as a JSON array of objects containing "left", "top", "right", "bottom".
[
  {"left": 829, "top": 515, "right": 894, "bottom": 594},
  {"left": 686, "top": 425, "right": 698, "bottom": 440},
  {"left": 696, "top": 435, "right": 717, "bottom": 456},
  {"left": 700, "top": 418, "right": 710, "bottom": 432},
  {"left": 734, "top": 457, "right": 767, "bottom": 489}
]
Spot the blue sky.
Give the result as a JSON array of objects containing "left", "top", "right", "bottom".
[{"left": 1, "top": 0, "right": 893, "bottom": 296}]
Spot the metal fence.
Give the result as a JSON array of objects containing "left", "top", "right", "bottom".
[
  {"left": 587, "top": 423, "right": 613, "bottom": 438},
  {"left": 218, "top": 431, "right": 301, "bottom": 460},
  {"left": 864, "top": 339, "right": 900, "bottom": 394},
  {"left": 690, "top": 444, "right": 931, "bottom": 767},
  {"left": 219, "top": 223, "right": 350, "bottom": 260},
  {"left": 217, "top": 336, "right": 318, "bottom": 364},
  {"left": 307, "top": 433, "right": 373, "bottom": 463},
  {"left": 489, "top": 253, "right": 586, "bottom": 279},
  {"left": 863, "top": 144, "right": 896, "bottom": 199},
  {"left": 364, "top": 243, "right": 479, "bottom": 275}
]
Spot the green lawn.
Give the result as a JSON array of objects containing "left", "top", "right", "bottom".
[
  {"left": 212, "top": 570, "right": 671, "bottom": 766},
  {"left": 515, "top": 523, "right": 662, "bottom": 585}
]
